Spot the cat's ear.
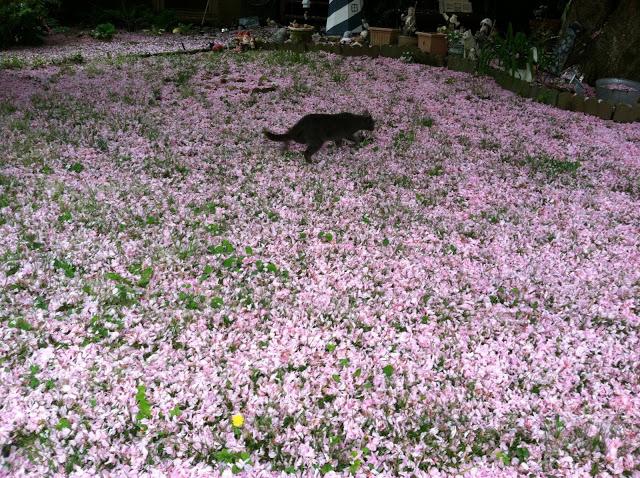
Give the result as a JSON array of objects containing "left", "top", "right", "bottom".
[{"left": 363, "top": 110, "right": 372, "bottom": 118}]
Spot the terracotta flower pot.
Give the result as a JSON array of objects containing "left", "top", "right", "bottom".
[
  {"left": 416, "top": 32, "right": 447, "bottom": 57},
  {"left": 368, "top": 27, "right": 400, "bottom": 46}
]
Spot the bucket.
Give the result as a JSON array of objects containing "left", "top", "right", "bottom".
[{"left": 595, "top": 78, "right": 640, "bottom": 105}]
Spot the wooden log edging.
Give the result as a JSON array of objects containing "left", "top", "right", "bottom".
[
  {"left": 257, "top": 42, "right": 639, "bottom": 123},
  {"left": 446, "top": 56, "right": 640, "bottom": 123}
]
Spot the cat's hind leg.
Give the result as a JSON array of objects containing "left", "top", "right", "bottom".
[{"left": 304, "top": 142, "right": 323, "bottom": 163}]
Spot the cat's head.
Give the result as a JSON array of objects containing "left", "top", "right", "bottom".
[{"left": 361, "top": 111, "right": 375, "bottom": 130}]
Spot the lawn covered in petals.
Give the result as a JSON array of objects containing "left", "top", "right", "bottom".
[{"left": 1, "top": 49, "right": 639, "bottom": 477}]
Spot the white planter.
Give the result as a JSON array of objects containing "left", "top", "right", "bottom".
[{"left": 513, "top": 65, "right": 533, "bottom": 82}]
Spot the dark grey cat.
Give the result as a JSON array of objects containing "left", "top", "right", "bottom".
[{"left": 263, "top": 112, "right": 375, "bottom": 162}]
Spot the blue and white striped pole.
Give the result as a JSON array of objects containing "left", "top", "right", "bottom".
[{"left": 326, "top": 0, "right": 364, "bottom": 36}]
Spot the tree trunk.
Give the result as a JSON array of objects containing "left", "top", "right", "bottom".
[{"left": 565, "top": 0, "right": 640, "bottom": 82}]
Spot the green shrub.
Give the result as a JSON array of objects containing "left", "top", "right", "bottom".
[
  {"left": 0, "top": 0, "right": 57, "bottom": 47},
  {"left": 150, "top": 9, "right": 178, "bottom": 31},
  {"left": 91, "top": 22, "right": 116, "bottom": 41},
  {"left": 101, "top": 3, "right": 154, "bottom": 32}
]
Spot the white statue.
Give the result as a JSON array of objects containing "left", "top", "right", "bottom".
[
  {"left": 474, "top": 18, "right": 494, "bottom": 52},
  {"left": 442, "top": 12, "right": 460, "bottom": 30},
  {"left": 401, "top": 6, "right": 417, "bottom": 36},
  {"left": 462, "top": 29, "right": 477, "bottom": 60},
  {"left": 340, "top": 30, "right": 354, "bottom": 44}
]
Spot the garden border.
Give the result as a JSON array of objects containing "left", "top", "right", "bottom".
[
  {"left": 263, "top": 41, "right": 639, "bottom": 123},
  {"left": 447, "top": 56, "right": 640, "bottom": 123}
]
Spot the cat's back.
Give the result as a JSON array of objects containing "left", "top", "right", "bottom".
[{"left": 295, "top": 112, "right": 340, "bottom": 125}]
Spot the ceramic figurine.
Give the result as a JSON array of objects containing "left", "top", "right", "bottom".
[
  {"left": 401, "top": 6, "right": 417, "bottom": 36},
  {"left": 462, "top": 30, "right": 477, "bottom": 60},
  {"left": 272, "top": 27, "right": 289, "bottom": 44},
  {"left": 549, "top": 22, "right": 582, "bottom": 75}
]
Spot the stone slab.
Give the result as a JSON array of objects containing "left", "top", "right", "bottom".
[
  {"left": 583, "top": 97, "right": 600, "bottom": 116},
  {"left": 511, "top": 79, "right": 532, "bottom": 97},
  {"left": 596, "top": 100, "right": 615, "bottom": 120},
  {"left": 417, "top": 50, "right": 445, "bottom": 66},
  {"left": 448, "top": 56, "right": 476, "bottom": 73},
  {"left": 495, "top": 72, "right": 513, "bottom": 90},
  {"left": 317, "top": 44, "right": 340, "bottom": 54},
  {"left": 401, "top": 46, "right": 443, "bottom": 66},
  {"left": 573, "top": 95, "right": 586, "bottom": 113},
  {"left": 536, "top": 87, "right": 559, "bottom": 106},
  {"left": 613, "top": 103, "right": 640, "bottom": 123},
  {"left": 509, "top": 78, "right": 523, "bottom": 93},
  {"left": 341, "top": 45, "right": 369, "bottom": 57},
  {"left": 557, "top": 92, "right": 574, "bottom": 110},
  {"left": 448, "top": 56, "right": 468, "bottom": 72},
  {"left": 364, "top": 46, "right": 380, "bottom": 58},
  {"left": 380, "top": 44, "right": 404, "bottom": 59}
]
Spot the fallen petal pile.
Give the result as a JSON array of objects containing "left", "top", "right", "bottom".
[{"left": 0, "top": 49, "right": 639, "bottom": 477}]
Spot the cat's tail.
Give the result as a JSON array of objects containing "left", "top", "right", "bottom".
[{"left": 263, "top": 129, "right": 290, "bottom": 142}]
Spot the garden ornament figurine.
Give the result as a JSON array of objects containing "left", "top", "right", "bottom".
[
  {"left": 474, "top": 18, "right": 494, "bottom": 53},
  {"left": 401, "top": 6, "right": 417, "bottom": 36},
  {"left": 442, "top": 12, "right": 461, "bottom": 30},
  {"left": 479, "top": 18, "right": 492, "bottom": 35},
  {"left": 272, "top": 27, "right": 289, "bottom": 44},
  {"left": 340, "top": 31, "right": 353, "bottom": 44},
  {"left": 549, "top": 21, "right": 582, "bottom": 75},
  {"left": 462, "top": 29, "right": 478, "bottom": 60}
]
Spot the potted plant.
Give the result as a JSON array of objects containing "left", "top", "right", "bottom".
[
  {"left": 417, "top": 11, "right": 465, "bottom": 57},
  {"left": 447, "top": 29, "right": 463, "bottom": 55},
  {"left": 368, "top": 6, "right": 401, "bottom": 46},
  {"left": 493, "top": 24, "right": 537, "bottom": 82},
  {"left": 416, "top": 31, "right": 447, "bottom": 56}
]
